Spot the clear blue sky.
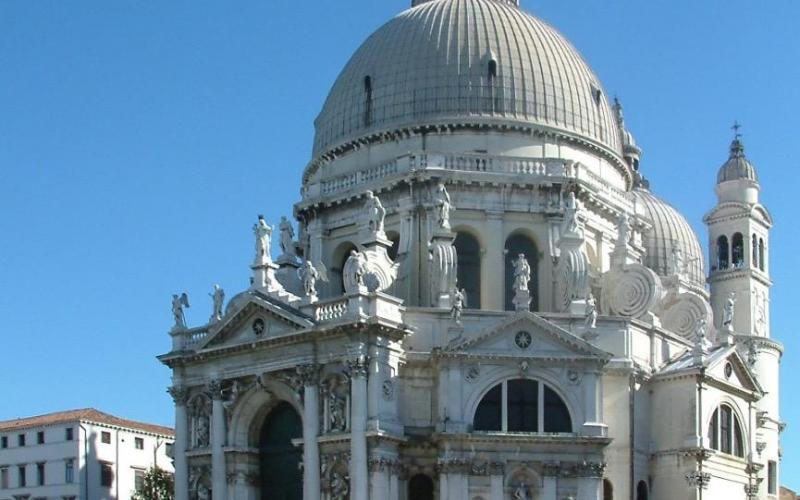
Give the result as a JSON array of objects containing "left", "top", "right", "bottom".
[{"left": 2, "top": 0, "right": 798, "bottom": 486}]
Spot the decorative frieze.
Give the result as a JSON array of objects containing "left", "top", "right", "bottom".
[
  {"left": 367, "top": 456, "right": 403, "bottom": 473},
  {"left": 206, "top": 379, "right": 223, "bottom": 400}
]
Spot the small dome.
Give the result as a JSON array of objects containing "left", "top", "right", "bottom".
[
  {"left": 631, "top": 187, "right": 706, "bottom": 287},
  {"left": 717, "top": 138, "right": 758, "bottom": 184},
  {"left": 313, "top": 0, "right": 623, "bottom": 161}
]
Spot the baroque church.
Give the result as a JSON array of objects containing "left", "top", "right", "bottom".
[{"left": 158, "top": 1, "right": 782, "bottom": 499}]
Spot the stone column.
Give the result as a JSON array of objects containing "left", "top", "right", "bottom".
[
  {"left": 368, "top": 458, "right": 390, "bottom": 499},
  {"left": 484, "top": 211, "right": 505, "bottom": 310},
  {"left": 540, "top": 463, "right": 560, "bottom": 500},
  {"left": 298, "top": 365, "right": 321, "bottom": 500},
  {"left": 168, "top": 386, "right": 190, "bottom": 500},
  {"left": 489, "top": 462, "right": 505, "bottom": 500},
  {"left": 575, "top": 462, "right": 604, "bottom": 500},
  {"left": 209, "top": 380, "right": 227, "bottom": 500},
  {"left": 348, "top": 353, "right": 370, "bottom": 500}
]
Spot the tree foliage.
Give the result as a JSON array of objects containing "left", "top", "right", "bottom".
[{"left": 131, "top": 466, "right": 174, "bottom": 500}]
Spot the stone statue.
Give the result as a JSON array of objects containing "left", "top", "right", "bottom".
[
  {"left": 330, "top": 471, "right": 349, "bottom": 500},
  {"left": 364, "top": 190, "right": 386, "bottom": 235},
  {"left": 253, "top": 215, "right": 273, "bottom": 264},
  {"left": 617, "top": 212, "right": 631, "bottom": 248},
  {"left": 279, "top": 216, "right": 296, "bottom": 257},
  {"left": 694, "top": 318, "right": 711, "bottom": 352},
  {"left": 222, "top": 380, "right": 242, "bottom": 412},
  {"left": 514, "top": 482, "right": 529, "bottom": 500},
  {"left": 670, "top": 245, "right": 685, "bottom": 276},
  {"left": 585, "top": 292, "right": 598, "bottom": 329},
  {"left": 563, "top": 191, "right": 581, "bottom": 234},
  {"left": 513, "top": 253, "right": 531, "bottom": 292},
  {"left": 208, "top": 284, "right": 224, "bottom": 323},
  {"left": 722, "top": 292, "right": 737, "bottom": 330},
  {"left": 433, "top": 182, "right": 453, "bottom": 229},
  {"left": 298, "top": 260, "right": 321, "bottom": 299},
  {"left": 195, "top": 414, "right": 209, "bottom": 448},
  {"left": 451, "top": 287, "right": 465, "bottom": 323},
  {"left": 171, "top": 293, "right": 190, "bottom": 330},
  {"left": 329, "top": 390, "right": 346, "bottom": 432},
  {"left": 343, "top": 249, "right": 369, "bottom": 292}
]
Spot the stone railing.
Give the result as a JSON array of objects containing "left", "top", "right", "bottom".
[
  {"left": 320, "top": 159, "right": 398, "bottom": 196},
  {"left": 411, "top": 152, "right": 573, "bottom": 178},
  {"left": 303, "top": 292, "right": 406, "bottom": 328},
  {"left": 313, "top": 297, "right": 349, "bottom": 322},
  {"left": 572, "top": 163, "right": 630, "bottom": 209},
  {"left": 171, "top": 325, "right": 210, "bottom": 351}
]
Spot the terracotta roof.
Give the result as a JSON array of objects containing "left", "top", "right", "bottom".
[{"left": 0, "top": 408, "right": 174, "bottom": 437}]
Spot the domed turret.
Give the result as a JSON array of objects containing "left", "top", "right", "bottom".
[{"left": 715, "top": 124, "right": 760, "bottom": 204}]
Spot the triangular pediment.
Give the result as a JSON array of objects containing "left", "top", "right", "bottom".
[
  {"left": 444, "top": 311, "right": 611, "bottom": 361},
  {"left": 706, "top": 347, "right": 763, "bottom": 395},
  {"left": 198, "top": 291, "right": 314, "bottom": 350}
]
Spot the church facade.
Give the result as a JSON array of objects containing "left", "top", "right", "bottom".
[{"left": 158, "top": 1, "right": 782, "bottom": 499}]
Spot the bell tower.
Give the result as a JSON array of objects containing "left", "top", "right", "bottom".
[{"left": 704, "top": 125, "right": 772, "bottom": 339}]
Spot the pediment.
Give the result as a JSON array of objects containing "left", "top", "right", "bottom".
[
  {"left": 706, "top": 347, "right": 763, "bottom": 395},
  {"left": 198, "top": 291, "right": 314, "bottom": 350},
  {"left": 704, "top": 202, "right": 750, "bottom": 221},
  {"left": 444, "top": 311, "right": 611, "bottom": 361}
]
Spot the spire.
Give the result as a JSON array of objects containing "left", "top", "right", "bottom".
[{"left": 729, "top": 120, "right": 746, "bottom": 159}]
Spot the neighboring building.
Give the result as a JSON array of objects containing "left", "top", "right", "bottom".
[
  {"left": 781, "top": 487, "right": 798, "bottom": 500},
  {"left": 0, "top": 408, "right": 174, "bottom": 500},
  {"left": 159, "top": 1, "right": 783, "bottom": 499}
]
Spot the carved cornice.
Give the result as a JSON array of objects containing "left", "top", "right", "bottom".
[
  {"left": 434, "top": 458, "right": 471, "bottom": 474},
  {"left": 367, "top": 456, "right": 404, "bottom": 474}
]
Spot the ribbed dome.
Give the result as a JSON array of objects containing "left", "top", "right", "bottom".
[
  {"left": 717, "top": 138, "right": 758, "bottom": 184},
  {"left": 313, "top": 0, "right": 622, "bottom": 160},
  {"left": 631, "top": 187, "right": 706, "bottom": 287}
]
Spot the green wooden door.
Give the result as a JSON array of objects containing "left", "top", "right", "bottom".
[{"left": 260, "top": 402, "right": 302, "bottom": 500}]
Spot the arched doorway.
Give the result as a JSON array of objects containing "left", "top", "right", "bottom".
[
  {"left": 260, "top": 402, "right": 302, "bottom": 500},
  {"left": 408, "top": 474, "right": 434, "bottom": 500},
  {"left": 636, "top": 480, "right": 649, "bottom": 500}
]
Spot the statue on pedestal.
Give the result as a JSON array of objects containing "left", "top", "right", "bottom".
[
  {"left": 298, "top": 260, "right": 322, "bottom": 299},
  {"left": 209, "top": 285, "right": 224, "bottom": 323},
  {"left": 343, "top": 250, "right": 369, "bottom": 292},
  {"left": 253, "top": 215, "right": 273, "bottom": 264},
  {"left": 513, "top": 253, "right": 531, "bottom": 293},
  {"left": 171, "top": 293, "right": 190, "bottom": 330},
  {"left": 433, "top": 182, "right": 453, "bottom": 229},
  {"left": 563, "top": 191, "right": 581, "bottom": 234},
  {"left": 451, "top": 288, "right": 465, "bottom": 323},
  {"left": 279, "top": 216, "right": 297, "bottom": 258},
  {"left": 617, "top": 212, "right": 631, "bottom": 248},
  {"left": 584, "top": 292, "right": 598, "bottom": 329},
  {"left": 364, "top": 191, "right": 386, "bottom": 236}
]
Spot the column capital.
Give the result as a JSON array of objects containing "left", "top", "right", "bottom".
[
  {"left": 207, "top": 379, "right": 224, "bottom": 400},
  {"left": 297, "top": 364, "right": 321, "bottom": 386},
  {"left": 168, "top": 386, "right": 190, "bottom": 405}
]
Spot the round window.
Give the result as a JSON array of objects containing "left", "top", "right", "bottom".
[
  {"left": 514, "top": 331, "right": 532, "bottom": 350},
  {"left": 724, "top": 362, "right": 733, "bottom": 379},
  {"left": 252, "top": 318, "right": 266, "bottom": 336}
]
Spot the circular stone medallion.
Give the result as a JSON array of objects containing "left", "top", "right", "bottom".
[
  {"left": 252, "top": 318, "right": 266, "bottom": 336},
  {"left": 515, "top": 331, "right": 532, "bottom": 350}
]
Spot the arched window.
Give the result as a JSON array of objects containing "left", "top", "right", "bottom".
[
  {"left": 408, "top": 474, "right": 434, "bottom": 500},
  {"left": 603, "top": 479, "right": 614, "bottom": 500},
  {"left": 455, "top": 231, "right": 481, "bottom": 308},
  {"left": 488, "top": 59, "right": 498, "bottom": 82},
  {"left": 473, "top": 379, "right": 572, "bottom": 433},
  {"left": 707, "top": 404, "right": 745, "bottom": 457},
  {"left": 363, "top": 75, "right": 373, "bottom": 127},
  {"left": 759, "top": 238, "right": 766, "bottom": 271},
  {"left": 386, "top": 230, "right": 400, "bottom": 261},
  {"left": 505, "top": 234, "right": 538, "bottom": 311},
  {"left": 732, "top": 233, "right": 744, "bottom": 268},
  {"left": 716, "top": 235, "right": 729, "bottom": 270},
  {"left": 636, "top": 481, "right": 649, "bottom": 500},
  {"left": 752, "top": 234, "right": 759, "bottom": 270}
]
